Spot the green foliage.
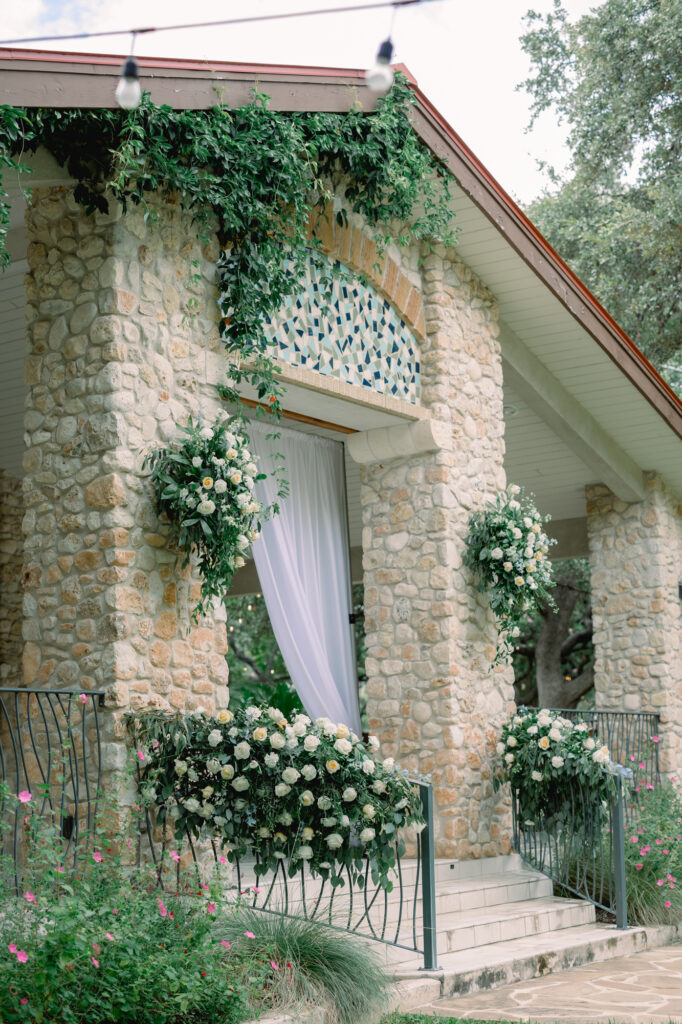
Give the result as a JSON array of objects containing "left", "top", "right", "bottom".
[
  {"left": 520, "top": 0, "right": 682, "bottom": 374},
  {"left": 143, "top": 413, "right": 270, "bottom": 619},
  {"left": 497, "top": 707, "right": 616, "bottom": 828},
  {"left": 224, "top": 906, "right": 393, "bottom": 1024},
  {"left": 132, "top": 704, "right": 423, "bottom": 890},
  {"left": 623, "top": 780, "right": 682, "bottom": 925},
  {"left": 0, "top": 789, "right": 266, "bottom": 1024},
  {"left": 0, "top": 78, "right": 455, "bottom": 410},
  {"left": 464, "top": 485, "right": 557, "bottom": 663}
]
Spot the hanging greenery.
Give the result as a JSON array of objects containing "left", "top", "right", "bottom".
[
  {"left": 464, "top": 484, "right": 557, "bottom": 664},
  {"left": 0, "top": 77, "right": 456, "bottom": 413}
]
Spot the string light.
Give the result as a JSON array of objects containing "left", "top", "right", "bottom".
[
  {"left": 365, "top": 37, "right": 394, "bottom": 93},
  {"left": 115, "top": 56, "right": 141, "bottom": 109}
]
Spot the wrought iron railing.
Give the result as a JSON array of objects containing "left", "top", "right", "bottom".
[
  {"left": 0, "top": 687, "right": 104, "bottom": 888},
  {"left": 141, "top": 779, "right": 439, "bottom": 970},
  {"left": 512, "top": 708, "right": 661, "bottom": 928}
]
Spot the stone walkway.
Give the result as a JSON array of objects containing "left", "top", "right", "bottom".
[{"left": 419, "top": 945, "right": 682, "bottom": 1023}]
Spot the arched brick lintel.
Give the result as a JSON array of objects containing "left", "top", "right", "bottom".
[{"left": 309, "top": 203, "right": 426, "bottom": 341}]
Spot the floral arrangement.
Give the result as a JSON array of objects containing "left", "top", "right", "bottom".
[
  {"left": 497, "top": 707, "right": 622, "bottom": 828},
  {"left": 132, "top": 704, "right": 424, "bottom": 890},
  {"left": 464, "top": 484, "right": 557, "bottom": 662},
  {"left": 144, "top": 413, "right": 266, "bottom": 619}
]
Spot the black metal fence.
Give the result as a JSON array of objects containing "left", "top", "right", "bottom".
[
  {"left": 140, "top": 779, "right": 439, "bottom": 971},
  {"left": 0, "top": 687, "right": 104, "bottom": 888},
  {"left": 512, "top": 708, "right": 661, "bottom": 928}
]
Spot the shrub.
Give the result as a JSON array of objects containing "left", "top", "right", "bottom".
[
  {"left": 624, "top": 780, "right": 682, "bottom": 925},
  {"left": 223, "top": 906, "right": 393, "bottom": 1024},
  {"left": 0, "top": 792, "right": 268, "bottom": 1024}
]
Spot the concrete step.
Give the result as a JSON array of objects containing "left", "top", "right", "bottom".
[
  {"left": 393, "top": 922, "right": 656, "bottom": 998},
  {"left": 385, "top": 896, "right": 595, "bottom": 963}
]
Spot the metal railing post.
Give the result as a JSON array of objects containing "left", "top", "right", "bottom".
[
  {"left": 612, "top": 774, "right": 628, "bottom": 930},
  {"left": 418, "top": 782, "right": 439, "bottom": 970}
]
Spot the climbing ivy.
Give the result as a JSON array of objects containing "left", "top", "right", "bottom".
[{"left": 0, "top": 77, "right": 455, "bottom": 409}]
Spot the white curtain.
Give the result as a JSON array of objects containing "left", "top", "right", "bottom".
[{"left": 247, "top": 419, "right": 361, "bottom": 734}]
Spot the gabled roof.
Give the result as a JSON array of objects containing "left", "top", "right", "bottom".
[{"left": 1, "top": 49, "right": 680, "bottom": 514}]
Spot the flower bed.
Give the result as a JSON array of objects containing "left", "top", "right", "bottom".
[{"left": 133, "top": 704, "right": 424, "bottom": 889}]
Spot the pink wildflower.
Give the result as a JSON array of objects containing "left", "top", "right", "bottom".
[
  {"left": 639, "top": 762, "right": 645, "bottom": 769},
  {"left": 665, "top": 900, "right": 672, "bottom": 908},
  {"left": 218, "top": 856, "right": 227, "bottom": 864},
  {"left": 635, "top": 864, "right": 643, "bottom": 870},
  {"left": 24, "top": 892, "right": 36, "bottom": 904},
  {"left": 170, "top": 851, "right": 181, "bottom": 863},
  {"left": 207, "top": 903, "right": 216, "bottom": 914},
  {"left": 137, "top": 750, "right": 145, "bottom": 761},
  {"left": 105, "top": 933, "right": 114, "bottom": 941},
  {"left": 16, "top": 951, "right": 28, "bottom": 963},
  {"left": 656, "top": 839, "right": 662, "bottom": 845},
  {"left": 55, "top": 866, "right": 65, "bottom": 873},
  {"left": 629, "top": 754, "right": 635, "bottom": 761},
  {"left": 657, "top": 879, "right": 664, "bottom": 886},
  {"left": 8, "top": 943, "right": 17, "bottom": 953},
  {"left": 647, "top": 784, "right": 655, "bottom": 790},
  {"left": 78, "top": 693, "right": 87, "bottom": 704},
  {"left": 244, "top": 931, "right": 255, "bottom": 939},
  {"left": 222, "top": 940, "right": 231, "bottom": 948},
  {"left": 20, "top": 998, "right": 28, "bottom": 1005},
  {"left": 252, "top": 886, "right": 260, "bottom": 894},
  {"left": 630, "top": 836, "right": 639, "bottom": 843},
  {"left": 653, "top": 736, "right": 659, "bottom": 743},
  {"left": 91, "top": 958, "right": 99, "bottom": 968},
  {"left": 270, "top": 961, "right": 279, "bottom": 970},
  {"left": 158, "top": 898, "right": 167, "bottom": 918},
  {"left": 664, "top": 850, "right": 670, "bottom": 855},
  {"left": 18, "top": 791, "right": 32, "bottom": 804},
  {"left": 93, "top": 851, "right": 103, "bottom": 863},
  {"left": 112, "top": 909, "right": 119, "bottom": 914}
]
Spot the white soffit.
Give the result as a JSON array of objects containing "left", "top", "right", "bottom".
[{"left": 450, "top": 185, "right": 682, "bottom": 500}]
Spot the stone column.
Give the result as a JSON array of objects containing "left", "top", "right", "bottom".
[
  {"left": 0, "top": 469, "right": 24, "bottom": 687},
  {"left": 586, "top": 473, "right": 682, "bottom": 774},
  {"left": 23, "top": 187, "right": 230, "bottom": 796},
  {"left": 358, "top": 246, "right": 515, "bottom": 859}
]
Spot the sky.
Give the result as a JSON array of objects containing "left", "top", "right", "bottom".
[{"left": 1, "top": 0, "right": 601, "bottom": 205}]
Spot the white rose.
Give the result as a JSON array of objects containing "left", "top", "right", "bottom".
[
  {"left": 232, "top": 776, "right": 249, "bottom": 791},
  {"left": 503, "top": 561, "right": 513, "bottom": 571},
  {"left": 383, "top": 757, "right": 395, "bottom": 770},
  {"left": 270, "top": 732, "right": 286, "bottom": 750},
  {"left": 334, "top": 738, "right": 352, "bottom": 756},
  {"left": 490, "top": 547, "right": 503, "bottom": 559},
  {"left": 394, "top": 798, "right": 408, "bottom": 811},
  {"left": 220, "top": 764, "right": 235, "bottom": 780},
  {"left": 249, "top": 529, "right": 260, "bottom": 542},
  {"left": 321, "top": 817, "right": 337, "bottom": 827},
  {"left": 512, "top": 528, "right": 522, "bottom": 539},
  {"left": 507, "top": 735, "right": 518, "bottom": 747},
  {"left": 527, "top": 725, "right": 538, "bottom": 735},
  {"left": 372, "top": 779, "right": 386, "bottom": 794},
  {"left": 551, "top": 756, "right": 564, "bottom": 769},
  {"left": 202, "top": 785, "right": 214, "bottom": 799},
  {"left": 296, "top": 845, "right": 313, "bottom": 860},
  {"left": 317, "top": 796, "right": 332, "bottom": 810},
  {"left": 282, "top": 767, "right": 300, "bottom": 785},
  {"left": 301, "top": 827, "right": 314, "bottom": 841},
  {"left": 278, "top": 811, "right": 293, "bottom": 826},
  {"left": 245, "top": 706, "right": 261, "bottom": 719},
  {"left": 359, "top": 827, "right": 376, "bottom": 843},
  {"left": 187, "top": 768, "right": 198, "bottom": 782},
  {"left": 214, "top": 479, "right": 227, "bottom": 494},
  {"left": 584, "top": 737, "right": 596, "bottom": 751},
  {"left": 237, "top": 535, "right": 249, "bottom": 551},
  {"left": 342, "top": 787, "right": 357, "bottom": 802},
  {"left": 514, "top": 576, "right": 525, "bottom": 586},
  {"left": 362, "top": 804, "right": 376, "bottom": 818},
  {"left": 205, "top": 758, "right": 221, "bottom": 774},
  {"left": 368, "top": 735, "right": 380, "bottom": 751},
  {"left": 197, "top": 499, "right": 216, "bottom": 515},
  {"left": 301, "top": 764, "right": 317, "bottom": 781},
  {"left": 234, "top": 742, "right": 251, "bottom": 760},
  {"left": 523, "top": 517, "right": 533, "bottom": 528},
  {"left": 509, "top": 484, "right": 520, "bottom": 495},
  {"left": 275, "top": 783, "right": 291, "bottom": 797},
  {"left": 265, "top": 752, "right": 279, "bottom": 768},
  {"left": 228, "top": 727, "right": 239, "bottom": 739},
  {"left": 216, "top": 709, "right": 233, "bottom": 724},
  {"left": 326, "top": 833, "right": 343, "bottom": 850},
  {"left": 336, "top": 723, "right": 351, "bottom": 739},
  {"left": 292, "top": 720, "right": 308, "bottom": 737},
  {"left": 192, "top": 456, "right": 202, "bottom": 468},
  {"left": 362, "top": 759, "right": 375, "bottom": 775},
  {"left": 505, "top": 752, "right": 515, "bottom": 764},
  {"left": 174, "top": 760, "right": 188, "bottom": 776},
  {"left": 496, "top": 742, "right": 505, "bottom": 755},
  {"left": 268, "top": 708, "right": 286, "bottom": 723},
  {"left": 509, "top": 500, "right": 520, "bottom": 510},
  {"left": 245, "top": 462, "right": 258, "bottom": 477},
  {"left": 300, "top": 790, "right": 315, "bottom": 806},
  {"left": 169, "top": 804, "right": 182, "bottom": 820},
  {"left": 285, "top": 736, "right": 299, "bottom": 749},
  {"left": 549, "top": 728, "right": 562, "bottom": 742},
  {"left": 340, "top": 814, "right": 350, "bottom": 828},
  {"left": 184, "top": 798, "right": 200, "bottom": 813},
  {"left": 531, "top": 770, "right": 543, "bottom": 782},
  {"left": 230, "top": 471, "right": 243, "bottom": 485},
  {"left": 303, "top": 735, "right": 320, "bottom": 752},
  {"left": 208, "top": 729, "right": 223, "bottom": 747}
]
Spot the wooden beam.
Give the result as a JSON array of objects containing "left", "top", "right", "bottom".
[{"left": 501, "top": 323, "right": 646, "bottom": 503}]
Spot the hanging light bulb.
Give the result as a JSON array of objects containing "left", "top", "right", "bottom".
[
  {"left": 365, "top": 38, "right": 394, "bottom": 93},
  {"left": 115, "top": 55, "right": 142, "bottom": 110}
]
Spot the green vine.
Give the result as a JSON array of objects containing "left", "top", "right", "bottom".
[{"left": 0, "top": 77, "right": 456, "bottom": 412}]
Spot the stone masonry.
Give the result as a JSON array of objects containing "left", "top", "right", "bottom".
[
  {"left": 23, "top": 187, "right": 229, "bottom": 792},
  {"left": 586, "top": 473, "right": 682, "bottom": 775},
  {"left": 361, "top": 244, "right": 516, "bottom": 858},
  {"left": 0, "top": 469, "right": 24, "bottom": 686}
]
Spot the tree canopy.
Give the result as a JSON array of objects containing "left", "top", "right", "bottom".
[{"left": 521, "top": 0, "right": 682, "bottom": 385}]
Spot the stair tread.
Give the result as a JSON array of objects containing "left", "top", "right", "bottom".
[{"left": 433, "top": 896, "right": 593, "bottom": 930}]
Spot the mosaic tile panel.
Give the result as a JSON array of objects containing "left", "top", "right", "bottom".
[{"left": 265, "top": 257, "right": 421, "bottom": 403}]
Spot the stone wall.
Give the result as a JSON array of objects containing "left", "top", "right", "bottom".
[
  {"left": 586, "top": 473, "right": 682, "bottom": 775},
  {"left": 0, "top": 469, "right": 24, "bottom": 686},
  {"left": 23, "top": 187, "right": 230, "bottom": 786},
  {"left": 361, "top": 245, "right": 515, "bottom": 858}
]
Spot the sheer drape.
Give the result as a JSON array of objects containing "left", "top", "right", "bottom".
[{"left": 248, "top": 419, "right": 361, "bottom": 734}]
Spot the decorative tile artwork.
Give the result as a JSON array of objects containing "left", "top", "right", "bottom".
[{"left": 265, "top": 257, "right": 421, "bottom": 403}]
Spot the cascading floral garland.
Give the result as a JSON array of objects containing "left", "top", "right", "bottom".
[
  {"left": 464, "top": 484, "right": 557, "bottom": 663},
  {"left": 144, "top": 412, "right": 268, "bottom": 619},
  {"left": 132, "top": 703, "right": 424, "bottom": 890}
]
